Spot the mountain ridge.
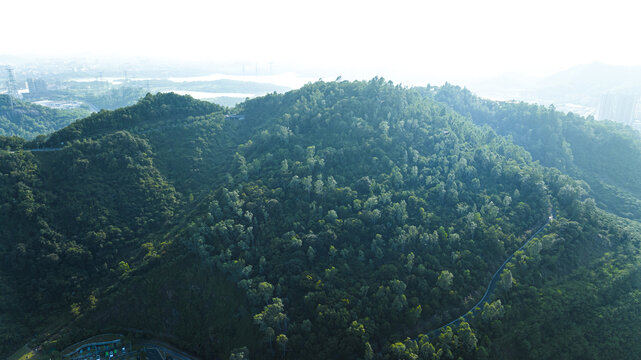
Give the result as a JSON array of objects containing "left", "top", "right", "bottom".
[
  {"left": 0, "top": 94, "right": 91, "bottom": 140},
  {"left": 1, "top": 80, "right": 640, "bottom": 360}
]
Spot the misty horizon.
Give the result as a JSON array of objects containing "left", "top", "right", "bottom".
[{"left": 4, "top": 0, "right": 641, "bottom": 81}]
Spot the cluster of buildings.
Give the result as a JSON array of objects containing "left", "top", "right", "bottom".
[
  {"left": 3, "top": 67, "right": 50, "bottom": 101},
  {"left": 59, "top": 334, "right": 195, "bottom": 360},
  {"left": 62, "top": 337, "right": 131, "bottom": 360},
  {"left": 597, "top": 92, "right": 641, "bottom": 130},
  {"left": 24, "top": 78, "right": 49, "bottom": 98}
]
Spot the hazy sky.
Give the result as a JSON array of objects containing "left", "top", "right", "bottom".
[{"left": 4, "top": 0, "right": 641, "bottom": 83}]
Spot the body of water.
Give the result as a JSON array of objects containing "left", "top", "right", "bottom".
[
  {"left": 33, "top": 100, "right": 85, "bottom": 109},
  {"left": 170, "top": 90, "right": 255, "bottom": 99},
  {"left": 167, "top": 72, "right": 314, "bottom": 89}
]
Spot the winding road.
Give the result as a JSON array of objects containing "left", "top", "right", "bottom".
[
  {"left": 425, "top": 209, "right": 554, "bottom": 339},
  {"left": 3, "top": 147, "right": 62, "bottom": 154},
  {"left": 4, "top": 142, "right": 554, "bottom": 347},
  {"left": 139, "top": 340, "right": 200, "bottom": 360},
  {"left": 25, "top": 147, "right": 63, "bottom": 152}
]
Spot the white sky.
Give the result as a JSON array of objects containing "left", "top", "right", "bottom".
[{"left": 3, "top": 0, "right": 641, "bottom": 83}]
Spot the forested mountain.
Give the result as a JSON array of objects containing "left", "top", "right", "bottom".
[
  {"left": 427, "top": 84, "right": 641, "bottom": 222},
  {"left": 1, "top": 81, "right": 641, "bottom": 360},
  {"left": 75, "top": 86, "right": 148, "bottom": 111},
  {"left": 0, "top": 95, "right": 90, "bottom": 140}
]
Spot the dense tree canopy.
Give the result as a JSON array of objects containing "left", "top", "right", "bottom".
[
  {"left": 426, "top": 84, "right": 641, "bottom": 222},
  {"left": 1, "top": 82, "right": 640, "bottom": 360},
  {"left": 0, "top": 95, "right": 90, "bottom": 140}
]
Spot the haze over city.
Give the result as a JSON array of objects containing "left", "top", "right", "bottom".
[
  {"left": 5, "top": 1, "right": 641, "bottom": 360},
  {"left": 4, "top": 0, "right": 641, "bottom": 84}
]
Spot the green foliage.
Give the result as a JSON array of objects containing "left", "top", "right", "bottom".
[
  {"left": 77, "top": 86, "right": 147, "bottom": 111},
  {"left": 467, "top": 203, "right": 641, "bottom": 360},
  {"left": 0, "top": 94, "right": 90, "bottom": 139},
  {"left": 1, "top": 82, "right": 641, "bottom": 360},
  {"left": 158, "top": 79, "right": 555, "bottom": 358},
  {"left": 427, "top": 84, "right": 641, "bottom": 222},
  {"left": 0, "top": 135, "right": 27, "bottom": 151}
]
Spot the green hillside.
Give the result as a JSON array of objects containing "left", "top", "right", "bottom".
[
  {"left": 0, "top": 95, "right": 91, "bottom": 140},
  {"left": 1, "top": 81, "right": 640, "bottom": 360},
  {"left": 426, "top": 84, "right": 641, "bottom": 222}
]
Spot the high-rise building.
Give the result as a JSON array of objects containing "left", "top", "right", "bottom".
[
  {"left": 597, "top": 93, "right": 638, "bottom": 125},
  {"left": 5, "top": 67, "right": 21, "bottom": 101},
  {"left": 25, "top": 78, "right": 48, "bottom": 98}
]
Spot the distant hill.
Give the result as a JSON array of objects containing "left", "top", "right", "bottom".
[
  {"left": 0, "top": 95, "right": 91, "bottom": 139},
  {"left": 135, "top": 78, "right": 291, "bottom": 95},
  {"left": 469, "top": 62, "right": 641, "bottom": 123},
  {"left": 428, "top": 83, "right": 641, "bottom": 222},
  {"left": 541, "top": 62, "right": 641, "bottom": 94},
  {"left": 1, "top": 83, "right": 641, "bottom": 360}
]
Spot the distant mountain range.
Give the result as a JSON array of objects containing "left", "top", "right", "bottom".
[{"left": 469, "top": 63, "right": 641, "bottom": 128}]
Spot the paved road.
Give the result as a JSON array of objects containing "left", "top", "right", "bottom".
[
  {"left": 27, "top": 147, "right": 63, "bottom": 152},
  {"left": 425, "top": 209, "right": 554, "bottom": 339},
  {"left": 146, "top": 348, "right": 164, "bottom": 360},
  {"left": 140, "top": 342, "right": 198, "bottom": 360},
  {"left": 3, "top": 147, "right": 63, "bottom": 154}
]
